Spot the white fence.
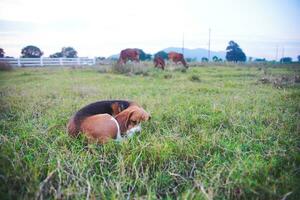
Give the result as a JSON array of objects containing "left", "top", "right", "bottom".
[{"left": 0, "top": 57, "right": 112, "bottom": 67}]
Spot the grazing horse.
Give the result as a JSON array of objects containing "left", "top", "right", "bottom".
[
  {"left": 168, "top": 52, "right": 188, "bottom": 68},
  {"left": 154, "top": 56, "right": 165, "bottom": 70},
  {"left": 118, "top": 48, "right": 140, "bottom": 64}
]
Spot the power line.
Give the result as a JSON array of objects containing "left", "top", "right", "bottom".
[{"left": 208, "top": 28, "right": 211, "bottom": 61}]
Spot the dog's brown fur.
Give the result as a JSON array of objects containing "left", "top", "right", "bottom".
[{"left": 80, "top": 114, "right": 119, "bottom": 144}]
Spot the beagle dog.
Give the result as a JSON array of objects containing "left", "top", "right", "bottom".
[
  {"left": 73, "top": 105, "right": 151, "bottom": 144},
  {"left": 67, "top": 100, "right": 138, "bottom": 137}
]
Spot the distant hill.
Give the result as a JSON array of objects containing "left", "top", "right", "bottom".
[
  {"left": 108, "top": 47, "right": 226, "bottom": 61},
  {"left": 162, "top": 47, "right": 226, "bottom": 61}
]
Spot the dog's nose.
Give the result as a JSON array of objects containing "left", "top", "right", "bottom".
[{"left": 148, "top": 115, "right": 151, "bottom": 120}]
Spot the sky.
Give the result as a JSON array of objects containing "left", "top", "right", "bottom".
[{"left": 0, "top": 0, "right": 299, "bottom": 60}]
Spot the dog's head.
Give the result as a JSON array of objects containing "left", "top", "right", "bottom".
[{"left": 115, "top": 105, "right": 151, "bottom": 136}]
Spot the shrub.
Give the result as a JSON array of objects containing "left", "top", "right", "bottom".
[
  {"left": 112, "top": 62, "right": 149, "bottom": 75},
  {"left": 0, "top": 61, "right": 13, "bottom": 71},
  {"left": 173, "top": 68, "right": 187, "bottom": 73},
  {"left": 164, "top": 74, "right": 172, "bottom": 79},
  {"left": 189, "top": 75, "right": 201, "bottom": 82},
  {"left": 258, "top": 75, "right": 299, "bottom": 88},
  {"left": 97, "top": 65, "right": 111, "bottom": 73}
]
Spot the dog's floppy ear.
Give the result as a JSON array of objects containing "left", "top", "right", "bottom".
[
  {"left": 125, "top": 110, "right": 135, "bottom": 128},
  {"left": 115, "top": 109, "right": 133, "bottom": 133}
]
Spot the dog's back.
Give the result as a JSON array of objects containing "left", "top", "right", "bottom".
[{"left": 67, "top": 100, "right": 134, "bottom": 137}]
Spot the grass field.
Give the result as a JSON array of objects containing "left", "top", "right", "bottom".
[{"left": 0, "top": 64, "right": 299, "bottom": 199}]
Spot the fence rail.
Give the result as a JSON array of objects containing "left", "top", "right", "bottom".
[{"left": 0, "top": 57, "right": 112, "bottom": 67}]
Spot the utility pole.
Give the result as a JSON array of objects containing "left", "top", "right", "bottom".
[
  {"left": 208, "top": 28, "right": 211, "bottom": 61},
  {"left": 281, "top": 46, "right": 285, "bottom": 58},
  {"left": 182, "top": 32, "right": 185, "bottom": 56},
  {"left": 275, "top": 45, "right": 278, "bottom": 61}
]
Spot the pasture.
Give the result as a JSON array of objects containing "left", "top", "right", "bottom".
[{"left": 0, "top": 63, "right": 299, "bottom": 199}]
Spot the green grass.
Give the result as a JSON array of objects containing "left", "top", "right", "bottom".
[{"left": 0, "top": 64, "right": 299, "bottom": 199}]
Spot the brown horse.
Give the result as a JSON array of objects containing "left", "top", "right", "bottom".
[
  {"left": 168, "top": 52, "right": 188, "bottom": 68},
  {"left": 118, "top": 48, "right": 140, "bottom": 64},
  {"left": 154, "top": 56, "right": 165, "bottom": 70}
]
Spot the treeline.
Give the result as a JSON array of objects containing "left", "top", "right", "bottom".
[{"left": 1, "top": 40, "right": 299, "bottom": 63}]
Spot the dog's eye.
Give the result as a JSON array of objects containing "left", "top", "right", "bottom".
[{"left": 131, "top": 120, "right": 137, "bottom": 124}]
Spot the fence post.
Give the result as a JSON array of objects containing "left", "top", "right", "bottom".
[
  {"left": 17, "top": 58, "right": 21, "bottom": 67},
  {"left": 40, "top": 57, "right": 43, "bottom": 66},
  {"left": 59, "top": 58, "right": 63, "bottom": 66},
  {"left": 77, "top": 57, "right": 80, "bottom": 65}
]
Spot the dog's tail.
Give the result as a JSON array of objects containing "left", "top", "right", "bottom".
[{"left": 67, "top": 116, "right": 80, "bottom": 137}]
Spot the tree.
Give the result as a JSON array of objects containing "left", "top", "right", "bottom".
[
  {"left": 0, "top": 48, "right": 4, "bottom": 58},
  {"left": 186, "top": 57, "right": 197, "bottom": 62},
  {"left": 254, "top": 58, "right": 266, "bottom": 62},
  {"left": 96, "top": 56, "right": 106, "bottom": 60},
  {"left": 280, "top": 57, "right": 292, "bottom": 63},
  {"left": 212, "top": 56, "right": 218, "bottom": 62},
  {"left": 21, "top": 46, "right": 43, "bottom": 58},
  {"left": 154, "top": 51, "right": 168, "bottom": 60},
  {"left": 50, "top": 52, "right": 63, "bottom": 58},
  {"left": 144, "top": 54, "right": 152, "bottom": 60},
  {"left": 298, "top": 55, "right": 300, "bottom": 62},
  {"left": 225, "top": 41, "right": 246, "bottom": 62},
  {"left": 134, "top": 49, "right": 151, "bottom": 61},
  {"left": 50, "top": 47, "right": 78, "bottom": 58},
  {"left": 21, "top": 45, "right": 43, "bottom": 58},
  {"left": 62, "top": 47, "right": 77, "bottom": 58},
  {"left": 212, "top": 56, "right": 221, "bottom": 62},
  {"left": 201, "top": 57, "right": 209, "bottom": 62}
]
